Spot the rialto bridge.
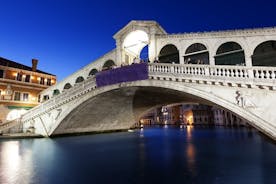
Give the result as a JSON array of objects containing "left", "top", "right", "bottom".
[{"left": 2, "top": 20, "right": 276, "bottom": 140}]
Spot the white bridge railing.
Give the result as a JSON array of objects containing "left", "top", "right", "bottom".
[
  {"left": 21, "top": 63, "right": 276, "bottom": 123},
  {"left": 148, "top": 63, "right": 276, "bottom": 86}
]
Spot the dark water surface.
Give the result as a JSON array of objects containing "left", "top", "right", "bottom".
[{"left": 0, "top": 127, "right": 276, "bottom": 184}]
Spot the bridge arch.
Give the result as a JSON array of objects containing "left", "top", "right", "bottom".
[
  {"left": 184, "top": 43, "right": 209, "bottom": 64},
  {"left": 122, "top": 30, "right": 149, "bottom": 64},
  {"left": 158, "top": 44, "right": 180, "bottom": 64},
  {"left": 75, "top": 76, "right": 85, "bottom": 84},
  {"left": 48, "top": 80, "right": 275, "bottom": 140},
  {"left": 102, "top": 60, "right": 116, "bottom": 70},
  {"left": 63, "top": 83, "right": 72, "bottom": 90},
  {"left": 215, "top": 42, "right": 245, "bottom": 66},
  {"left": 252, "top": 40, "right": 276, "bottom": 66},
  {"left": 88, "top": 68, "right": 98, "bottom": 77}
]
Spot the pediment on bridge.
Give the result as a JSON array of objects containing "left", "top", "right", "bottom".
[{"left": 113, "top": 20, "right": 167, "bottom": 41}]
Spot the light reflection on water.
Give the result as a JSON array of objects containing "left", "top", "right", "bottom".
[{"left": 0, "top": 127, "right": 275, "bottom": 184}]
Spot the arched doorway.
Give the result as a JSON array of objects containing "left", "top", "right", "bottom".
[
  {"left": 215, "top": 42, "right": 245, "bottom": 65},
  {"left": 89, "top": 68, "right": 98, "bottom": 76},
  {"left": 75, "top": 76, "right": 84, "bottom": 83},
  {"left": 122, "top": 30, "right": 149, "bottom": 64},
  {"left": 184, "top": 43, "right": 209, "bottom": 64},
  {"left": 63, "top": 83, "right": 72, "bottom": 90},
  {"left": 158, "top": 44, "right": 180, "bottom": 64},
  {"left": 102, "top": 60, "right": 115, "bottom": 70},
  {"left": 252, "top": 41, "right": 276, "bottom": 66}
]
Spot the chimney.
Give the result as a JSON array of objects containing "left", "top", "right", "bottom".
[{"left": 32, "top": 59, "right": 38, "bottom": 72}]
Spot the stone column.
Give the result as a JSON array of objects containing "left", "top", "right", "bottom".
[
  {"left": 116, "top": 39, "right": 123, "bottom": 66},
  {"left": 148, "top": 27, "right": 157, "bottom": 63}
]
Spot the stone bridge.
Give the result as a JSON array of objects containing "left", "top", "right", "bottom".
[
  {"left": 20, "top": 63, "right": 276, "bottom": 140},
  {"left": 5, "top": 20, "right": 276, "bottom": 140}
]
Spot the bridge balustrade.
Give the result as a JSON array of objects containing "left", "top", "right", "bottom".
[{"left": 148, "top": 63, "right": 276, "bottom": 85}]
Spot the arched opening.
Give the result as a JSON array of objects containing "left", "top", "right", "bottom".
[
  {"left": 53, "top": 89, "right": 60, "bottom": 96},
  {"left": 123, "top": 30, "right": 149, "bottom": 65},
  {"left": 139, "top": 45, "right": 149, "bottom": 62},
  {"left": 89, "top": 68, "right": 98, "bottom": 76},
  {"left": 63, "top": 83, "right": 72, "bottom": 90},
  {"left": 252, "top": 41, "right": 276, "bottom": 66},
  {"left": 215, "top": 42, "right": 245, "bottom": 65},
  {"left": 184, "top": 43, "right": 209, "bottom": 64},
  {"left": 75, "top": 76, "right": 84, "bottom": 83},
  {"left": 102, "top": 60, "right": 115, "bottom": 70},
  {"left": 158, "top": 44, "right": 180, "bottom": 64}
]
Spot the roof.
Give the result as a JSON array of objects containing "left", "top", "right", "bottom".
[{"left": 0, "top": 57, "right": 55, "bottom": 76}]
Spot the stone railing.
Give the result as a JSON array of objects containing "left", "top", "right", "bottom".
[
  {"left": 148, "top": 63, "right": 276, "bottom": 88},
  {"left": 22, "top": 76, "right": 97, "bottom": 121}
]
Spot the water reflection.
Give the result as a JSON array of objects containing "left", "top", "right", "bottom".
[
  {"left": 0, "top": 141, "right": 33, "bottom": 184},
  {"left": 185, "top": 126, "right": 197, "bottom": 176}
]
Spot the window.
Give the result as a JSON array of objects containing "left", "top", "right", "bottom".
[
  {"left": 14, "top": 92, "right": 21, "bottom": 101},
  {"left": 47, "top": 79, "right": 51, "bottom": 86},
  {"left": 23, "top": 93, "right": 29, "bottom": 101},
  {"left": 0, "top": 70, "right": 4, "bottom": 78},
  {"left": 40, "top": 77, "right": 45, "bottom": 85},
  {"left": 16, "top": 73, "right": 22, "bottom": 81},
  {"left": 25, "top": 75, "right": 30, "bottom": 82}
]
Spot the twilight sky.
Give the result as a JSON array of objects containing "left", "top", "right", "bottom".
[{"left": 0, "top": 0, "right": 275, "bottom": 80}]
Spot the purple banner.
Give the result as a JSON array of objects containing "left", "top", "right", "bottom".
[{"left": 96, "top": 63, "right": 148, "bottom": 87}]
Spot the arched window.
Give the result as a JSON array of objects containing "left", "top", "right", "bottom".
[
  {"left": 102, "top": 60, "right": 115, "bottom": 70},
  {"left": 63, "top": 83, "right": 72, "bottom": 90},
  {"left": 158, "top": 44, "right": 179, "bottom": 64},
  {"left": 75, "top": 76, "right": 84, "bottom": 83},
  {"left": 89, "top": 68, "right": 98, "bottom": 76},
  {"left": 215, "top": 42, "right": 245, "bottom": 65},
  {"left": 252, "top": 41, "right": 276, "bottom": 66},
  {"left": 53, "top": 89, "right": 60, "bottom": 96},
  {"left": 184, "top": 43, "right": 209, "bottom": 64}
]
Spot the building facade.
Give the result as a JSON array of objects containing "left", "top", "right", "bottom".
[
  {"left": 139, "top": 104, "right": 247, "bottom": 127},
  {"left": 0, "top": 57, "right": 56, "bottom": 123}
]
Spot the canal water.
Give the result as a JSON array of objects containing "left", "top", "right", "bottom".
[{"left": 0, "top": 127, "right": 275, "bottom": 184}]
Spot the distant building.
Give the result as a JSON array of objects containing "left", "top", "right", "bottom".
[
  {"left": 181, "top": 104, "right": 214, "bottom": 125},
  {"left": 0, "top": 57, "right": 56, "bottom": 123},
  {"left": 139, "top": 104, "right": 248, "bottom": 127}
]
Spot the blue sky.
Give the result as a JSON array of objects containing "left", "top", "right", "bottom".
[{"left": 0, "top": 0, "right": 275, "bottom": 80}]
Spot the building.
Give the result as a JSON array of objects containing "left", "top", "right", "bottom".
[
  {"left": 0, "top": 57, "right": 56, "bottom": 123},
  {"left": 180, "top": 104, "right": 214, "bottom": 125},
  {"left": 139, "top": 104, "right": 248, "bottom": 127}
]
